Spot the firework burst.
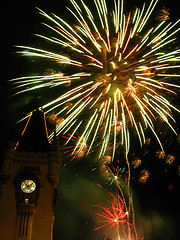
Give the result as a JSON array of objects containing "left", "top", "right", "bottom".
[
  {"left": 62, "top": 132, "right": 89, "bottom": 161},
  {"left": 93, "top": 193, "right": 130, "bottom": 239},
  {"left": 11, "top": 0, "right": 180, "bottom": 161},
  {"left": 106, "top": 165, "right": 126, "bottom": 185},
  {"left": 138, "top": 169, "right": 150, "bottom": 184},
  {"left": 131, "top": 158, "right": 142, "bottom": 169}
]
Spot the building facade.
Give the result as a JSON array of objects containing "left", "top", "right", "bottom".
[{"left": 0, "top": 109, "right": 61, "bottom": 240}]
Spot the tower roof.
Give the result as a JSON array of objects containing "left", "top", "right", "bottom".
[{"left": 16, "top": 109, "right": 50, "bottom": 152}]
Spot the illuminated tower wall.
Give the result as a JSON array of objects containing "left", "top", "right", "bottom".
[{"left": 0, "top": 109, "right": 61, "bottom": 240}]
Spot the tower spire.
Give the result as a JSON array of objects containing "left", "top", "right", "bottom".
[{"left": 16, "top": 109, "right": 49, "bottom": 152}]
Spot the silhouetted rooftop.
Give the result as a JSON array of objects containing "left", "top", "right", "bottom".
[{"left": 16, "top": 109, "right": 50, "bottom": 152}]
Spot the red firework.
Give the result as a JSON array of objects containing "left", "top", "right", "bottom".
[
  {"left": 93, "top": 194, "right": 129, "bottom": 232},
  {"left": 62, "top": 132, "right": 89, "bottom": 161}
]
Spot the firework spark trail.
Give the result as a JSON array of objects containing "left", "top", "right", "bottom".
[
  {"left": 62, "top": 132, "right": 90, "bottom": 161},
  {"left": 11, "top": 0, "right": 180, "bottom": 161}
]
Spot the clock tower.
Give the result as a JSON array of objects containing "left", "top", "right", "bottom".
[{"left": 0, "top": 109, "right": 61, "bottom": 240}]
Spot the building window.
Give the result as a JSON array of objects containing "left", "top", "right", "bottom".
[
  {"left": 18, "top": 210, "right": 30, "bottom": 237},
  {"left": 20, "top": 165, "right": 40, "bottom": 172}
]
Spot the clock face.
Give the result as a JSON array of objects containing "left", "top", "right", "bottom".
[{"left": 21, "top": 180, "right": 36, "bottom": 193}]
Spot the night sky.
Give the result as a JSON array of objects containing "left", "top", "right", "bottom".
[{"left": 1, "top": 0, "right": 180, "bottom": 239}]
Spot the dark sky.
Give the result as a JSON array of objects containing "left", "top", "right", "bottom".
[{"left": 1, "top": 0, "right": 180, "bottom": 239}]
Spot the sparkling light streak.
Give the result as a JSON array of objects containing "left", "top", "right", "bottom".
[
  {"left": 62, "top": 132, "right": 89, "bottom": 161},
  {"left": 10, "top": 0, "right": 180, "bottom": 163},
  {"left": 93, "top": 193, "right": 130, "bottom": 239}
]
